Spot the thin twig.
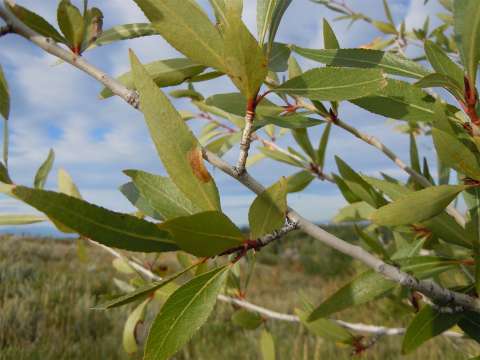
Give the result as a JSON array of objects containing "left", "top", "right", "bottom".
[
  {"left": 0, "top": 23, "right": 11, "bottom": 37},
  {"left": 2, "top": 2, "right": 477, "bottom": 313},
  {"left": 235, "top": 98, "right": 257, "bottom": 175}
]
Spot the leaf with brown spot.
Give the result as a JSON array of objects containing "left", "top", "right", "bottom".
[{"left": 187, "top": 147, "right": 212, "bottom": 183}]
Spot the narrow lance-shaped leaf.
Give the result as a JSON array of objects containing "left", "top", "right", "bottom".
[
  {"left": 402, "top": 305, "right": 462, "bottom": 354},
  {"left": 458, "top": 312, "right": 480, "bottom": 343},
  {"left": 293, "top": 47, "right": 431, "bottom": 79},
  {"left": 317, "top": 122, "right": 332, "bottom": 168},
  {"left": 292, "top": 128, "right": 316, "bottom": 161},
  {"left": 130, "top": 51, "right": 221, "bottom": 211},
  {"left": 144, "top": 266, "right": 230, "bottom": 360},
  {"left": 222, "top": 5, "right": 267, "bottom": 99},
  {"left": 323, "top": 19, "right": 340, "bottom": 49},
  {"left": 6, "top": 3, "right": 66, "bottom": 43},
  {"left": 0, "top": 65, "right": 9, "bottom": 121},
  {"left": 159, "top": 211, "right": 244, "bottom": 257},
  {"left": 257, "top": 0, "right": 278, "bottom": 46},
  {"left": 255, "top": 115, "right": 324, "bottom": 129},
  {"left": 286, "top": 171, "right": 315, "bottom": 193},
  {"left": 432, "top": 128, "right": 480, "bottom": 180},
  {"left": 260, "top": 330, "right": 276, "bottom": 360},
  {"left": 94, "top": 23, "right": 157, "bottom": 47},
  {"left": 454, "top": 0, "right": 480, "bottom": 84},
  {"left": 57, "top": 0, "right": 85, "bottom": 52},
  {"left": 132, "top": 0, "right": 226, "bottom": 71},
  {"left": 123, "top": 299, "right": 150, "bottom": 355},
  {"left": 13, "top": 186, "right": 178, "bottom": 253},
  {"left": 424, "top": 40, "right": 464, "bottom": 87},
  {"left": 0, "top": 214, "right": 47, "bottom": 226},
  {"left": 100, "top": 58, "right": 206, "bottom": 99},
  {"left": 351, "top": 79, "right": 445, "bottom": 122},
  {"left": 231, "top": 309, "right": 263, "bottom": 330},
  {"left": 96, "top": 262, "right": 200, "bottom": 310},
  {"left": 120, "top": 182, "right": 162, "bottom": 220},
  {"left": 33, "top": 149, "right": 55, "bottom": 189},
  {"left": 415, "top": 73, "right": 465, "bottom": 101},
  {"left": 296, "top": 309, "right": 355, "bottom": 344},
  {"left": 371, "top": 185, "right": 467, "bottom": 226},
  {"left": 267, "top": 0, "right": 293, "bottom": 49},
  {"left": 249, "top": 177, "right": 287, "bottom": 239},
  {"left": 275, "top": 67, "right": 387, "bottom": 101},
  {"left": 124, "top": 170, "right": 201, "bottom": 220}
]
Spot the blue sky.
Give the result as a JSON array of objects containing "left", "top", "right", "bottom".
[{"left": 0, "top": 0, "right": 444, "bottom": 234}]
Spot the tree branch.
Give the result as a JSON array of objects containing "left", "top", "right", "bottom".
[
  {"left": 235, "top": 98, "right": 257, "bottom": 175},
  {"left": 2, "top": 2, "right": 478, "bottom": 313},
  {"left": 0, "top": 23, "right": 11, "bottom": 37}
]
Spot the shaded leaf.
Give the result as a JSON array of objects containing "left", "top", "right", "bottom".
[
  {"left": 231, "top": 309, "right": 263, "bottom": 330},
  {"left": 415, "top": 73, "right": 464, "bottom": 101},
  {"left": 160, "top": 211, "right": 244, "bottom": 257},
  {"left": 120, "top": 182, "right": 162, "bottom": 220},
  {"left": 286, "top": 170, "right": 315, "bottom": 193},
  {"left": 259, "top": 146, "right": 305, "bottom": 167},
  {"left": 458, "top": 312, "right": 480, "bottom": 343},
  {"left": 123, "top": 299, "right": 149, "bottom": 354},
  {"left": 260, "top": 330, "right": 276, "bottom": 360},
  {"left": 317, "top": 122, "right": 332, "bottom": 168},
  {"left": 144, "top": 266, "right": 229, "bottom": 360},
  {"left": 402, "top": 305, "right": 462, "bottom": 354},
  {"left": 57, "top": 0, "right": 84, "bottom": 51},
  {"left": 0, "top": 65, "right": 9, "bottom": 121},
  {"left": 249, "top": 177, "right": 287, "bottom": 239},
  {"left": 323, "top": 19, "right": 340, "bottom": 49},
  {"left": 0, "top": 214, "right": 47, "bottom": 226},
  {"left": 95, "top": 23, "right": 157, "bottom": 47},
  {"left": 424, "top": 40, "right": 464, "bottom": 87},
  {"left": 297, "top": 309, "right": 354, "bottom": 344}
]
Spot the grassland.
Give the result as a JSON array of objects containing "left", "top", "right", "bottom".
[{"left": 1, "top": 229, "right": 479, "bottom": 359}]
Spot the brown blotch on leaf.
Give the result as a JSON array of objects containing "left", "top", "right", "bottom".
[{"left": 187, "top": 148, "right": 212, "bottom": 183}]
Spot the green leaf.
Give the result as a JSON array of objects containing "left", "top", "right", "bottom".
[
  {"left": 256, "top": 115, "right": 324, "bottom": 129},
  {"left": 259, "top": 146, "right": 305, "bottom": 167},
  {"left": 336, "top": 156, "right": 387, "bottom": 208},
  {"left": 267, "top": 0, "right": 292, "bottom": 48},
  {"left": 33, "top": 149, "right": 55, "bottom": 189},
  {"left": 249, "top": 177, "right": 287, "bottom": 239},
  {"left": 120, "top": 182, "right": 162, "bottom": 220},
  {"left": 124, "top": 170, "right": 200, "bottom": 220},
  {"left": 0, "top": 65, "right": 9, "bottom": 121},
  {"left": 333, "top": 174, "right": 361, "bottom": 204},
  {"left": 458, "top": 312, "right": 480, "bottom": 343},
  {"left": 0, "top": 214, "right": 47, "bottom": 226},
  {"left": 432, "top": 128, "right": 480, "bottom": 180},
  {"left": 291, "top": 128, "right": 316, "bottom": 160},
  {"left": 132, "top": 0, "right": 226, "bottom": 71},
  {"left": 308, "top": 271, "right": 394, "bottom": 320},
  {"left": 415, "top": 73, "right": 464, "bottom": 101},
  {"left": 123, "top": 299, "right": 150, "bottom": 354},
  {"left": 0, "top": 161, "right": 12, "bottom": 184},
  {"left": 205, "top": 93, "right": 283, "bottom": 118},
  {"left": 13, "top": 186, "right": 177, "bottom": 253},
  {"left": 317, "top": 122, "right": 332, "bottom": 168},
  {"left": 323, "top": 19, "right": 340, "bottom": 49},
  {"left": 96, "top": 263, "right": 199, "bottom": 310},
  {"left": 351, "top": 79, "right": 446, "bottom": 122},
  {"left": 58, "top": 168, "right": 82, "bottom": 198},
  {"left": 100, "top": 58, "right": 205, "bottom": 98},
  {"left": 402, "top": 305, "right": 462, "bottom": 354},
  {"left": 222, "top": 5, "right": 267, "bottom": 98},
  {"left": 371, "top": 185, "right": 467, "bottom": 226},
  {"left": 268, "top": 42, "right": 291, "bottom": 72},
  {"left": 454, "top": 0, "right": 480, "bottom": 83},
  {"left": 297, "top": 309, "right": 354, "bottom": 344},
  {"left": 130, "top": 51, "right": 221, "bottom": 211},
  {"left": 293, "top": 47, "right": 430, "bottom": 79},
  {"left": 57, "top": 0, "right": 85, "bottom": 52},
  {"left": 288, "top": 55, "right": 303, "bottom": 79},
  {"left": 286, "top": 171, "right": 315, "bottom": 193},
  {"left": 259, "top": 330, "right": 276, "bottom": 360},
  {"left": 424, "top": 40, "right": 464, "bottom": 87},
  {"left": 257, "top": 0, "right": 278, "bottom": 46},
  {"left": 231, "top": 309, "right": 263, "bottom": 330},
  {"left": 275, "top": 67, "right": 387, "bottom": 101},
  {"left": 6, "top": 3, "right": 66, "bottom": 44},
  {"left": 94, "top": 23, "right": 157, "bottom": 47},
  {"left": 144, "top": 266, "right": 229, "bottom": 360},
  {"left": 159, "top": 211, "right": 244, "bottom": 257},
  {"left": 333, "top": 202, "right": 375, "bottom": 223}
]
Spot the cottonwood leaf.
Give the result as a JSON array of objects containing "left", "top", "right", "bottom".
[
  {"left": 293, "top": 47, "right": 430, "bottom": 79},
  {"left": 159, "top": 211, "right": 244, "bottom": 257},
  {"left": 132, "top": 0, "right": 226, "bottom": 71},
  {"left": 402, "top": 305, "right": 462, "bottom": 354},
  {"left": 371, "top": 185, "right": 467, "bottom": 226},
  {"left": 13, "top": 186, "right": 177, "bottom": 253},
  {"left": 101, "top": 58, "right": 205, "bottom": 98},
  {"left": 249, "top": 177, "right": 287, "bottom": 239},
  {"left": 124, "top": 170, "right": 200, "bottom": 219},
  {"left": 275, "top": 67, "right": 387, "bottom": 101},
  {"left": 130, "top": 51, "right": 221, "bottom": 211},
  {"left": 144, "top": 266, "right": 229, "bottom": 360}
]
